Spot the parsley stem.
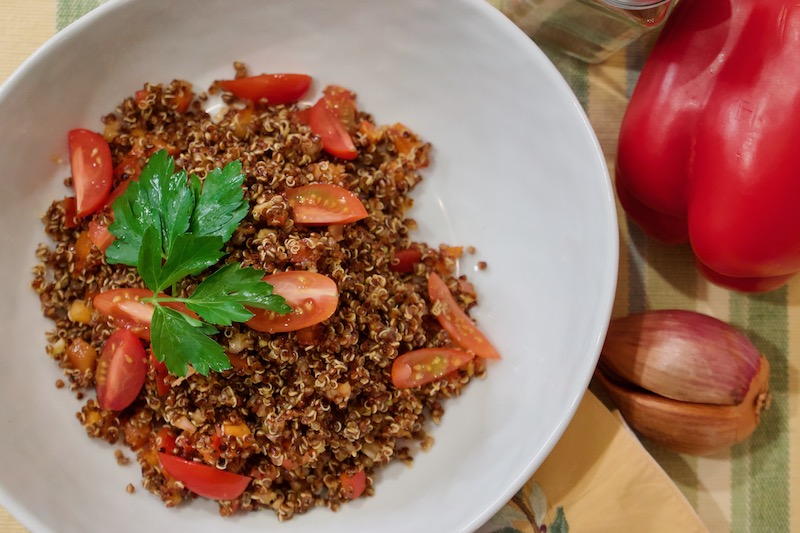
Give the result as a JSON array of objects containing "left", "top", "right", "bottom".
[{"left": 143, "top": 296, "right": 192, "bottom": 305}]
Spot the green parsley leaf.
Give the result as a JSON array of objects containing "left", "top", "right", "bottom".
[
  {"left": 156, "top": 234, "right": 225, "bottom": 292},
  {"left": 108, "top": 151, "right": 249, "bottom": 269},
  {"left": 190, "top": 161, "right": 249, "bottom": 242},
  {"left": 186, "top": 263, "right": 292, "bottom": 325},
  {"left": 151, "top": 306, "right": 231, "bottom": 376},
  {"left": 161, "top": 171, "right": 195, "bottom": 257},
  {"left": 104, "top": 151, "right": 292, "bottom": 377},
  {"left": 107, "top": 150, "right": 195, "bottom": 265},
  {"left": 135, "top": 202, "right": 227, "bottom": 294},
  {"left": 106, "top": 178, "right": 151, "bottom": 266},
  {"left": 137, "top": 150, "right": 195, "bottom": 256},
  {"left": 138, "top": 225, "right": 163, "bottom": 291}
]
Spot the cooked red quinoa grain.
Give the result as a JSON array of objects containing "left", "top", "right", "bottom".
[
  {"left": 32, "top": 69, "right": 489, "bottom": 520},
  {"left": 116, "top": 449, "right": 131, "bottom": 466}
]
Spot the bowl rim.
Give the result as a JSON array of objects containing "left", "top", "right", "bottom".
[{"left": 0, "top": 1, "right": 619, "bottom": 531}]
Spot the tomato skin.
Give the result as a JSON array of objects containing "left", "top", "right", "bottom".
[
  {"left": 63, "top": 197, "right": 79, "bottom": 229},
  {"left": 88, "top": 218, "right": 115, "bottom": 251},
  {"left": 389, "top": 248, "right": 422, "bottom": 273},
  {"left": 246, "top": 271, "right": 338, "bottom": 333},
  {"left": 218, "top": 74, "right": 311, "bottom": 104},
  {"left": 295, "top": 323, "right": 323, "bottom": 346},
  {"left": 94, "top": 288, "right": 155, "bottom": 339},
  {"left": 308, "top": 99, "right": 358, "bottom": 160},
  {"left": 156, "top": 426, "right": 178, "bottom": 455},
  {"left": 292, "top": 107, "right": 311, "bottom": 125},
  {"left": 93, "top": 288, "right": 196, "bottom": 341},
  {"left": 171, "top": 80, "right": 194, "bottom": 113},
  {"left": 151, "top": 351, "right": 170, "bottom": 397},
  {"left": 321, "top": 85, "right": 357, "bottom": 133},
  {"left": 106, "top": 178, "right": 134, "bottom": 208},
  {"left": 391, "top": 348, "right": 475, "bottom": 388},
  {"left": 134, "top": 89, "right": 148, "bottom": 105},
  {"left": 427, "top": 272, "right": 500, "bottom": 359},
  {"left": 96, "top": 329, "right": 148, "bottom": 411},
  {"left": 86, "top": 178, "right": 133, "bottom": 253},
  {"left": 68, "top": 128, "right": 113, "bottom": 217},
  {"left": 158, "top": 453, "right": 252, "bottom": 500},
  {"left": 285, "top": 183, "right": 367, "bottom": 225},
  {"left": 115, "top": 152, "right": 144, "bottom": 180},
  {"left": 340, "top": 470, "right": 366, "bottom": 500}
]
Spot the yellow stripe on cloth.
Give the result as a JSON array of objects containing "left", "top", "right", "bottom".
[
  {"left": 0, "top": 507, "right": 29, "bottom": 533},
  {"left": 0, "top": 0, "right": 57, "bottom": 84},
  {"left": 694, "top": 284, "right": 732, "bottom": 533}
]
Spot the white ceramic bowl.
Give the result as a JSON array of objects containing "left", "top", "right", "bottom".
[{"left": 0, "top": 1, "right": 618, "bottom": 532}]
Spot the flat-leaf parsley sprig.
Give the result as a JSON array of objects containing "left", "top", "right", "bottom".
[{"left": 106, "top": 149, "right": 291, "bottom": 376}]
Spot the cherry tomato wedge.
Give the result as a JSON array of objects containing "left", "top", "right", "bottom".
[
  {"left": 217, "top": 74, "right": 312, "bottom": 104},
  {"left": 389, "top": 248, "right": 422, "bottom": 273},
  {"left": 246, "top": 271, "right": 338, "bottom": 333},
  {"left": 68, "top": 128, "right": 113, "bottom": 218},
  {"left": 321, "top": 86, "right": 357, "bottom": 133},
  {"left": 93, "top": 288, "right": 196, "bottom": 341},
  {"left": 391, "top": 348, "right": 475, "bottom": 388},
  {"left": 115, "top": 151, "right": 144, "bottom": 180},
  {"left": 308, "top": 99, "right": 358, "bottom": 160},
  {"left": 88, "top": 218, "right": 115, "bottom": 251},
  {"left": 151, "top": 351, "right": 170, "bottom": 397},
  {"left": 158, "top": 453, "right": 252, "bottom": 500},
  {"left": 94, "top": 288, "right": 156, "bottom": 339},
  {"left": 63, "top": 197, "right": 79, "bottom": 228},
  {"left": 86, "top": 178, "right": 133, "bottom": 253},
  {"left": 293, "top": 107, "right": 311, "bottom": 125},
  {"left": 427, "top": 272, "right": 501, "bottom": 359},
  {"left": 106, "top": 178, "right": 134, "bottom": 208},
  {"left": 340, "top": 470, "right": 366, "bottom": 500},
  {"left": 171, "top": 80, "right": 194, "bottom": 113},
  {"left": 96, "top": 329, "right": 148, "bottom": 411},
  {"left": 156, "top": 426, "right": 178, "bottom": 455},
  {"left": 285, "top": 183, "right": 367, "bottom": 225}
]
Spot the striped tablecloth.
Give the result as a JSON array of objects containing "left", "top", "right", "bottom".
[{"left": 1, "top": 1, "right": 796, "bottom": 532}]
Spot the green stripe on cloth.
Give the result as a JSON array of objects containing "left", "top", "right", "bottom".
[
  {"left": 644, "top": 241, "right": 698, "bottom": 308},
  {"left": 731, "top": 290, "right": 790, "bottom": 532},
  {"left": 57, "top": 0, "right": 104, "bottom": 31},
  {"left": 540, "top": 47, "right": 589, "bottom": 110},
  {"left": 622, "top": 38, "right": 651, "bottom": 315},
  {"left": 646, "top": 444, "right": 700, "bottom": 509},
  {"left": 625, "top": 224, "right": 648, "bottom": 314},
  {"left": 730, "top": 292, "right": 750, "bottom": 531},
  {"left": 619, "top": 37, "right": 704, "bottom": 510}
]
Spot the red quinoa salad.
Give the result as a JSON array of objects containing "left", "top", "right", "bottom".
[{"left": 31, "top": 63, "right": 500, "bottom": 520}]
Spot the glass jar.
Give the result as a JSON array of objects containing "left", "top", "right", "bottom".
[{"left": 492, "top": 0, "right": 674, "bottom": 63}]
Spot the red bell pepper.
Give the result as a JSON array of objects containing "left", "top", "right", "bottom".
[{"left": 616, "top": 0, "right": 800, "bottom": 292}]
